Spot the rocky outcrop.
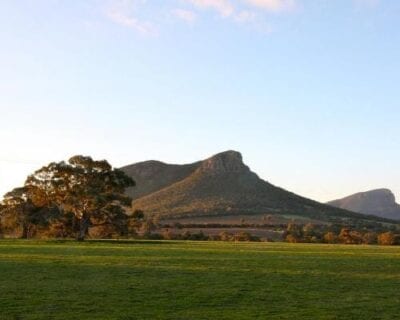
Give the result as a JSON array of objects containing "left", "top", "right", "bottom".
[
  {"left": 197, "top": 151, "right": 249, "bottom": 175},
  {"left": 328, "top": 189, "right": 400, "bottom": 220}
]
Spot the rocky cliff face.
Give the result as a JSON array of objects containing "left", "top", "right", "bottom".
[
  {"left": 197, "top": 151, "right": 250, "bottom": 175},
  {"left": 328, "top": 189, "right": 400, "bottom": 220}
]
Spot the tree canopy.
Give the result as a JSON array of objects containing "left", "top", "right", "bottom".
[{"left": 1, "top": 155, "right": 135, "bottom": 240}]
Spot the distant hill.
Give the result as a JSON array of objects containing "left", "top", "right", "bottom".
[
  {"left": 328, "top": 189, "right": 400, "bottom": 221},
  {"left": 121, "top": 151, "right": 389, "bottom": 222},
  {"left": 122, "top": 160, "right": 200, "bottom": 200}
]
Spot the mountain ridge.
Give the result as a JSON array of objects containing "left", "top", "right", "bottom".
[
  {"left": 121, "top": 151, "right": 392, "bottom": 223},
  {"left": 328, "top": 189, "right": 400, "bottom": 220}
]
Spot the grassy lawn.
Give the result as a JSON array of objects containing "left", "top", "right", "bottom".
[{"left": 0, "top": 240, "right": 399, "bottom": 319}]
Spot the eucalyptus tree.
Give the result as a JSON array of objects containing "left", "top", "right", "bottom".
[
  {"left": 0, "top": 187, "right": 49, "bottom": 238},
  {"left": 25, "top": 155, "right": 135, "bottom": 240}
]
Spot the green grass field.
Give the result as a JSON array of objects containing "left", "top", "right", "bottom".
[{"left": 1, "top": 240, "right": 400, "bottom": 320}]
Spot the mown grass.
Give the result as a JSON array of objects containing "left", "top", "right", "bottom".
[{"left": 0, "top": 240, "right": 399, "bottom": 320}]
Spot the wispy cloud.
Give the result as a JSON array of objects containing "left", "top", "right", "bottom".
[
  {"left": 245, "top": 0, "right": 296, "bottom": 13},
  {"left": 107, "top": 11, "right": 157, "bottom": 35},
  {"left": 184, "top": 0, "right": 235, "bottom": 17},
  {"left": 102, "top": 0, "right": 299, "bottom": 36},
  {"left": 172, "top": 8, "right": 197, "bottom": 24},
  {"left": 234, "top": 10, "right": 273, "bottom": 34},
  {"left": 105, "top": 0, "right": 157, "bottom": 36}
]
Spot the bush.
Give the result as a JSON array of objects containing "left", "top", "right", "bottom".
[
  {"left": 286, "top": 234, "right": 299, "bottom": 243},
  {"left": 218, "top": 231, "right": 234, "bottom": 241},
  {"left": 234, "top": 232, "right": 257, "bottom": 242},
  {"left": 323, "top": 232, "right": 337, "bottom": 244},
  {"left": 362, "top": 232, "right": 377, "bottom": 245},
  {"left": 378, "top": 232, "right": 396, "bottom": 246}
]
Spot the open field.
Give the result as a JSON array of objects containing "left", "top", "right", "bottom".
[{"left": 1, "top": 241, "right": 400, "bottom": 320}]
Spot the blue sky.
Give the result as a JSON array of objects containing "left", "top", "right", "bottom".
[{"left": 0, "top": 0, "right": 399, "bottom": 202}]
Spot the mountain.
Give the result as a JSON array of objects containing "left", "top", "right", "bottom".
[
  {"left": 122, "top": 160, "right": 200, "bottom": 200},
  {"left": 121, "top": 151, "right": 387, "bottom": 222},
  {"left": 327, "top": 189, "right": 400, "bottom": 220}
]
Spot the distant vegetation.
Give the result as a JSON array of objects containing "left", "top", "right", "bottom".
[
  {"left": 283, "top": 223, "right": 399, "bottom": 245},
  {"left": 140, "top": 221, "right": 400, "bottom": 245}
]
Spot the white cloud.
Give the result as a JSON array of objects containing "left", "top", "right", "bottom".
[
  {"left": 245, "top": 0, "right": 296, "bottom": 13},
  {"left": 107, "top": 11, "right": 157, "bottom": 35},
  {"left": 172, "top": 8, "right": 197, "bottom": 23},
  {"left": 105, "top": 0, "right": 157, "bottom": 36},
  {"left": 184, "top": 0, "right": 235, "bottom": 17},
  {"left": 234, "top": 10, "right": 273, "bottom": 34},
  {"left": 102, "top": 0, "right": 298, "bottom": 36}
]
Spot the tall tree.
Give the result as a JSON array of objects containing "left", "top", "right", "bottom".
[
  {"left": 0, "top": 187, "right": 49, "bottom": 238},
  {"left": 25, "top": 155, "right": 135, "bottom": 240}
]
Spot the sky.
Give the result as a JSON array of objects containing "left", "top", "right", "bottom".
[{"left": 0, "top": 0, "right": 399, "bottom": 203}]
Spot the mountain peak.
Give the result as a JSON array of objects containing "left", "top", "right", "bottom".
[
  {"left": 362, "top": 188, "right": 395, "bottom": 199},
  {"left": 122, "top": 150, "right": 387, "bottom": 222},
  {"left": 198, "top": 150, "right": 248, "bottom": 174},
  {"left": 328, "top": 188, "right": 400, "bottom": 220},
  {"left": 343, "top": 189, "right": 396, "bottom": 205}
]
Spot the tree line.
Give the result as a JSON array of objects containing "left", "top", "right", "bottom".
[{"left": 284, "top": 223, "right": 400, "bottom": 245}]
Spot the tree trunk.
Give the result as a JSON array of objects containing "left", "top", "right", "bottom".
[
  {"left": 21, "top": 223, "right": 28, "bottom": 239},
  {"left": 77, "top": 217, "right": 90, "bottom": 241}
]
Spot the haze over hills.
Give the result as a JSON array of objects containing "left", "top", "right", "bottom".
[
  {"left": 328, "top": 189, "right": 400, "bottom": 221},
  {"left": 121, "top": 151, "right": 387, "bottom": 223}
]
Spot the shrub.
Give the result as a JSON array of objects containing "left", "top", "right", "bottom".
[
  {"left": 378, "top": 232, "right": 396, "bottom": 246},
  {"left": 362, "top": 232, "right": 377, "bottom": 245},
  {"left": 323, "top": 232, "right": 337, "bottom": 244},
  {"left": 286, "top": 234, "right": 299, "bottom": 243}
]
